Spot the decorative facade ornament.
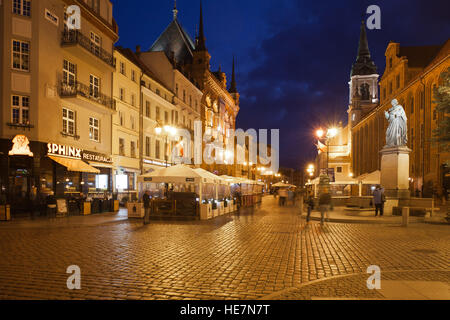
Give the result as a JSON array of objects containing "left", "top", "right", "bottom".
[
  {"left": 385, "top": 99, "right": 408, "bottom": 147},
  {"left": 9, "top": 135, "right": 34, "bottom": 156}
]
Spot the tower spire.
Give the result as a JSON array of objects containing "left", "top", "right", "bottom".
[
  {"left": 196, "top": 0, "right": 207, "bottom": 51},
  {"left": 350, "top": 20, "right": 377, "bottom": 76},
  {"left": 229, "top": 56, "right": 237, "bottom": 93},
  {"left": 357, "top": 20, "right": 370, "bottom": 59},
  {"left": 173, "top": 0, "right": 178, "bottom": 20}
]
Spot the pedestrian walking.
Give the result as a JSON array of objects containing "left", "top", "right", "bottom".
[
  {"left": 373, "top": 185, "right": 385, "bottom": 216},
  {"left": 278, "top": 188, "right": 288, "bottom": 206},
  {"left": 306, "top": 192, "right": 315, "bottom": 223},
  {"left": 318, "top": 190, "right": 331, "bottom": 225},
  {"left": 143, "top": 190, "right": 151, "bottom": 225}
]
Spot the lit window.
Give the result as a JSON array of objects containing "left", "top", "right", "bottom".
[
  {"left": 12, "top": 40, "right": 30, "bottom": 71},
  {"left": 63, "top": 60, "right": 76, "bottom": 86},
  {"left": 130, "top": 141, "right": 136, "bottom": 158},
  {"left": 13, "top": 0, "right": 31, "bottom": 17},
  {"left": 119, "top": 138, "right": 125, "bottom": 156},
  {"left": 155, "top": 140, "right": 160, "bottom": 159},
  {"left": 89, "top": 74, "right": 100, "bottom": 98},
  {"left": 119, "top": 111, "right": 124, "bottom": 126},
  {"left": 62, "top": 107, "right": 75, "bottom": 135},
  {"left": 11, "top": 95, "right": 30, "bottom": 125},
  {"left": 145, "top": 101, "right": 151, "bottom": 118},
  {"left": 89, "top": 0, "right": 100, "bottom": 13},
  {"left": 90, "top": 32, "right": 101, "bottom": 56},
  {"left": 145, "top": 136, "right": 150, "bottom": 157},
  {"left": 89, "top": 117, "right": 99, "bottom": 142},
  {"left": 120, "top": 88, "right": 125, "bottom": 101}
]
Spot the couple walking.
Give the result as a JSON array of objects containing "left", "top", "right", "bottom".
[{"left": 306, "top": 189, "right": 331, "bottom": 225}]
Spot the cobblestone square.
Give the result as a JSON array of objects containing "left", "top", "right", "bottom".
[{"left": 0, "top": 196, "right": 449, "bottom": 300}]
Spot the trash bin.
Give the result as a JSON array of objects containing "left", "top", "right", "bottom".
[
  {"left": 83, "top": 202, "right": 91, "bottom": 215},
  {"left": 91, "top": 199, "right": 100, "bottom": 214}
]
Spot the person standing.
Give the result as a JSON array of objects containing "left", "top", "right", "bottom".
[
  {"left": 318, "top": 190, "right": 331, "bottom": 225},
  {"left": 143, "top": 190, "right": 151, "bottom": 225},
  {"left": 373, "top": 185, "right": 385, "bottom": 216},
  {"left": 306, "top": 192, "right": 315, "bottom": 223},
  {"left": 278, "top": 188, "right": 288, "bottom": 206}
]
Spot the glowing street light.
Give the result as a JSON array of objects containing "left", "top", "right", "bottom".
[
  {"left": 315, "top": 126, "right": 339, "bottom": 174},
  {"left": 316, "top": 129, "right": 324, "bottom": 139},
  {"left": 155, "top": 123, "right": 177, "bottom": 167},
  {"left": 327, "top": 127, "right": 338, "bottom": 138}
]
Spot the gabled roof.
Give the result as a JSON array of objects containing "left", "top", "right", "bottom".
[
  {"left": 399, "top": 44, "right": 444, "bottom": 68},
  {"left": 149, "top": 19, "right": 196, "bottom": 65},
  {"left": 115, "top": 46, "right": 174, "bottom": 94}
]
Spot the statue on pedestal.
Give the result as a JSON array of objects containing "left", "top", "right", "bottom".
[{"left": 385, "top": 99, "right": 408, "bottom": 147}]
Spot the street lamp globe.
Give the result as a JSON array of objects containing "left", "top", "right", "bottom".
[
  {"left": 327, "top": 127, "right": 338, "bottom": 138},
  {"left": 155, "top": 126, "right": 162, "bottom": 135},
  {"left": 316, "top": 129, "right": 324, "bottom": 139}
]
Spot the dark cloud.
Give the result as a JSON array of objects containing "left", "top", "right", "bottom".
[{"left": 114, "top": 0, "right": 450, "bottom": 169}]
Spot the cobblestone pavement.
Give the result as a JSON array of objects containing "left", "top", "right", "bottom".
[{"left": 0, "top": 197, "right": 448, "bottom": 300}]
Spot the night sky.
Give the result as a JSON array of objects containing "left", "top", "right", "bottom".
[{"left": 112, "top": 0, "right": 450, "bottom": 170}]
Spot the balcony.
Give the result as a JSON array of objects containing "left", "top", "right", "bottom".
[
  {"left": 60, "top": 81, "right": 115, "bottom": 111},
  {"left": 61, "top": 30, "right": 115, "bottom": 68}
]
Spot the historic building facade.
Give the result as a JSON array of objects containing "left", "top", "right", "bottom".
[
  {"left": 312, "top": 21, "right": 450, "bottom": 198},
  {"left": 0, "top": 0, "right": 118, "bottom": 214},
  {"left": 148, "top": 3, "right": 240, "bottom": 176},
  {"left": 352, "top": 39, "right": 450, "bottom": 196},
  {"left": 112, "top": 47, "right": 141, "bottom": 201}
]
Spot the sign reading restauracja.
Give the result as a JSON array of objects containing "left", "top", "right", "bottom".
[{"left": 47, "top": 143, "right": 112, "bottom": 164}]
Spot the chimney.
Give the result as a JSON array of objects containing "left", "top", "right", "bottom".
[{"left": 136, "top": 45, "right": 141, "bottom": 54}]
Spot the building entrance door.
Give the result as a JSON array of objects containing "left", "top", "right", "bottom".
[{"left": 9, "top": 170, "right": 32, "bottom": 214}]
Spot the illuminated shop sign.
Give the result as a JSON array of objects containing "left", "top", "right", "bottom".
[
  {"left": 47, "top": 143, "right": 111, "bottom": 163},
  {"left": 82, "top": 151, "right": 112, "bottom": 164},
  {"left": 47, "top": 143, "right": 82, "bottom": 159},
  {"left": 9, "top": 135, "right": 33, "bottom": 156},
  {"left": 143, "top": 159, "right": 169, "bottom": 167}
]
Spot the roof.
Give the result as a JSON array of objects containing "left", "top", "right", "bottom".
[
  {"left": 149, "top": 19, "right": 196, "bottom": 65},
  {"left": 114, "top": 46, "right": 174, "bottom": 94},
  {"left": 399, "top": 43, "right": 446, "bottom": 68}
]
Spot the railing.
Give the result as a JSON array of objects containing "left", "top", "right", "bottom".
[
  {"left": 61, "top": 30, "right": 115, "bottom": 67},
  {"left": 60, "top": 81, "right": 116, "bottom": 111}
]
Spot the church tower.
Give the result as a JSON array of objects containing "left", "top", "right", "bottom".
[
  {"left": 348, "top": 21, "right": 379, "bottom": 128},
  {"left": 192, "top": 1, "right": 211, "bottom": 75},
  {"left": 229, "top": 56, "right": 240, "bottom": 105}
]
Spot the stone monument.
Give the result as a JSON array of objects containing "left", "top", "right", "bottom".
[{"left": 380, "top": 99, "right": 411, "bottom": 200}]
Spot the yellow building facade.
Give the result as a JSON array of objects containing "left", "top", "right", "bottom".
[{"left": 352, "top": 40, "right": 450, "bottom": 197}]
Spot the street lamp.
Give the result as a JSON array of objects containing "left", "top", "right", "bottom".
[
  {"left": 316, "top": 127, "right": 338, "bottom": 172},
  {"left": 155, "top": 122, "right": 177, "bottom": 167}
]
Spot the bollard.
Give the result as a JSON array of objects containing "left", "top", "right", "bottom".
[
  {"left": 298, "top": 195, "right": 303, "bottom": 215},
  {"left": 402, "top": 207, "right": 409, "bottom": 227}
]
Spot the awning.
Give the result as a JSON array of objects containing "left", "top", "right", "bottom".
[
  {"left": 88, "top": 161, "right": 113, "bottom": 168},
  {"left": 49, "top": 155, "right": 100, "bottom": 173}
]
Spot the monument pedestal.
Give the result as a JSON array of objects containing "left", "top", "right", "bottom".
[{"left": 380, "top": 146, "right": 411, "bottom": 199}]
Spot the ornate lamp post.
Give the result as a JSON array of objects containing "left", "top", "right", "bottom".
[
  {"left": 316, "top": 127, "right": 338, "bottom": 172},
  {"left": 155, "top": 122, "right": 177, "bottom": 167}
]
